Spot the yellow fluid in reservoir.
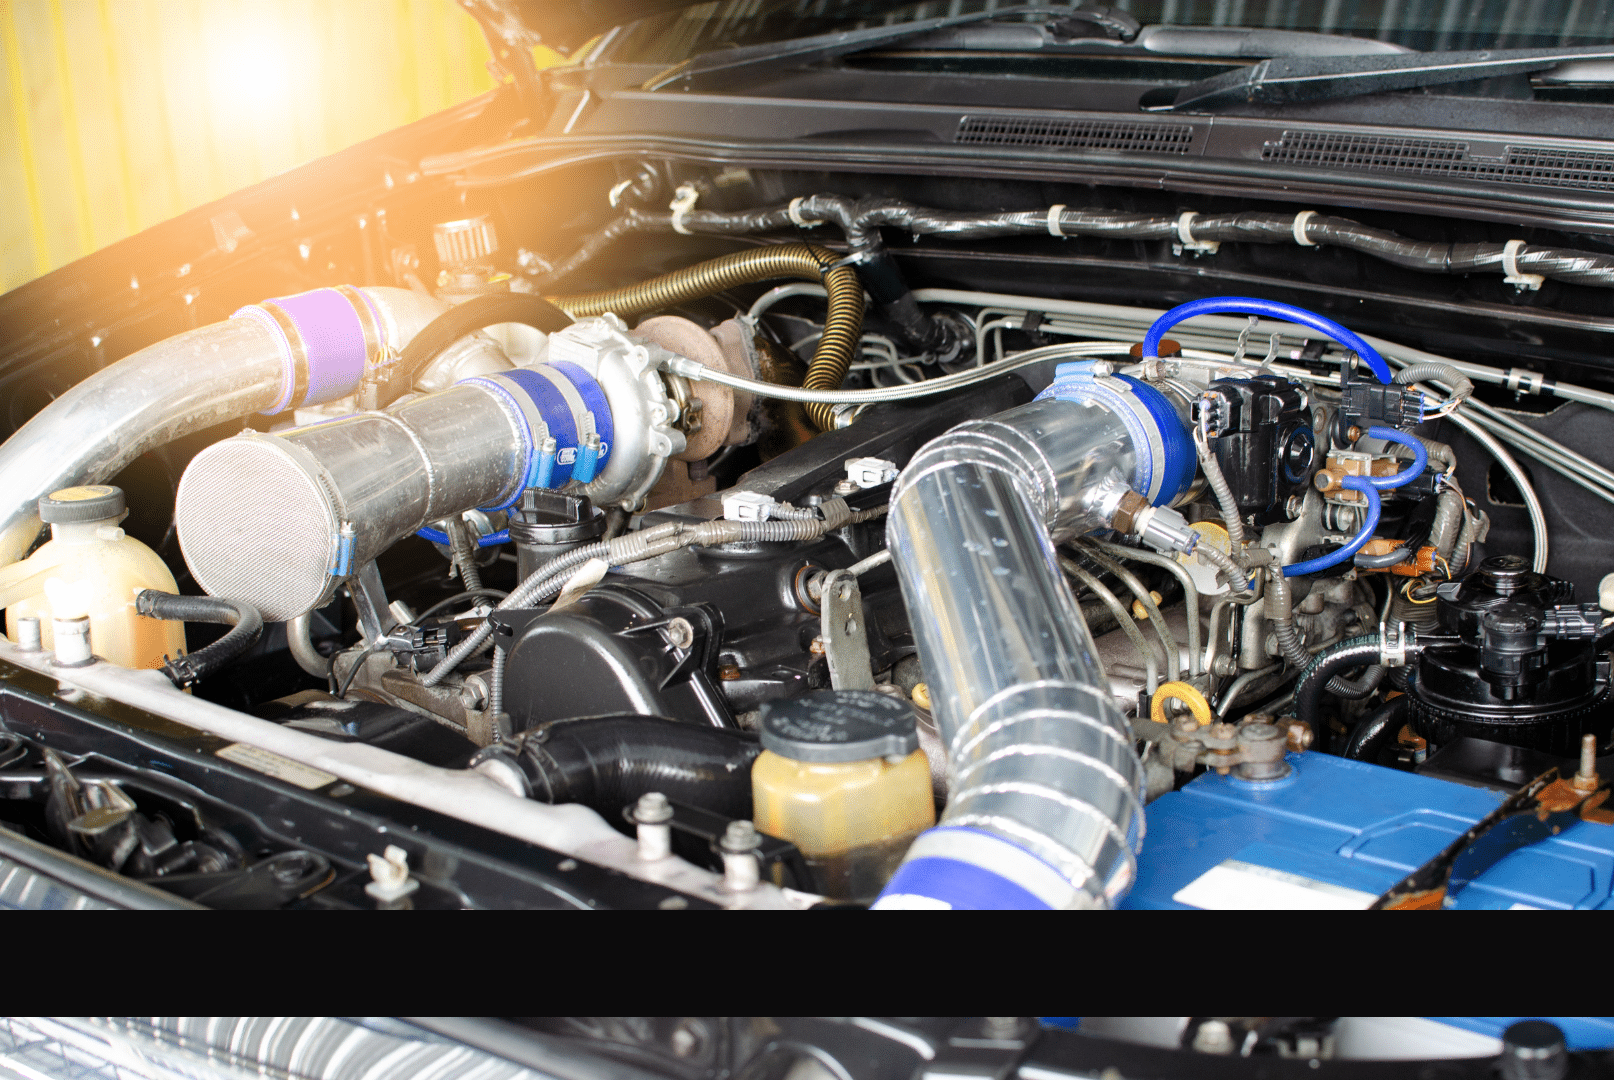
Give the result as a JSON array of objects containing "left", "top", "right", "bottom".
[
  {"left": 0, "top": 488, "right": 185, "bottom": 669},
  {"left": 752, "top": 748, "right": 935, "bottom": 901}
]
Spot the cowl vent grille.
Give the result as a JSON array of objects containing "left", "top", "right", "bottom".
[
  {"left": 958, "top": 115, "right": 1194, "bottom": 153},
  {"left": 1262, "top": 130, "right": 1614, "bottom": 192}
]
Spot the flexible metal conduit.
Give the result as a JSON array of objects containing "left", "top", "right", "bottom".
[
  {"left": 550, "top": 243, "right": 863, "bottom": 430},
  {"left": 0, "top": 286, "right": 449, "bottom": 567},
  {"left": 877, "top": 397, "right": 1150, "bottom": 909}
]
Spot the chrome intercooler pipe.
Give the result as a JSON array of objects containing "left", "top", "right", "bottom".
[
  {"left": 0, "top": 286, "right": 451, "bottom": 566},
  {"left": 876, "top": 368, "right": 1196, "bottom": 909}
]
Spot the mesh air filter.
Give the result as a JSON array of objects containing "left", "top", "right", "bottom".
[{"left": 175, "top": 437, "right": 338, "bottom": 622}]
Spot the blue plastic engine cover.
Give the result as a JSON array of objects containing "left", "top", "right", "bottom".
[{"left": 1125, "top": 752, "right": 1614, "bottom": 909}]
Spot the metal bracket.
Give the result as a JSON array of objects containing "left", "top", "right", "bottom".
[
  {"left": 820, "top": 569, "right": 874, "bottom": 691},
  {"left": 349, "top": 560, "right": 399, "bottom": 645}
]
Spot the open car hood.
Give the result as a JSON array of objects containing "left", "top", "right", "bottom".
[{"left": 462, "top": 0, "right": 710, "bottom": 53}]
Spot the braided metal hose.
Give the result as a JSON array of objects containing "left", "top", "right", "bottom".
[{"left": 550, "top": 243, "right": 864, "bottom": 430}]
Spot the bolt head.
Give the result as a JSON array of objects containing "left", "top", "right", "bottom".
[
  {"left": 635, "top": 791, "right": 674, "bottom": 823},
  {"left": 663, "top": 617, "right": 695, "bottom": 650},
  {"left": 721, "top": 819, "right": 759, "bottom": 853}
]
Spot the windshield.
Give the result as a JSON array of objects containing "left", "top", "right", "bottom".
[{"left": 603, "top": 0, "right": 1614, "bottom": 65}]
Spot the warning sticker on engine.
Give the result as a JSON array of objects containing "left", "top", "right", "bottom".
[
  {"left": 1173, "top": 858, "right": 1378, "bottom": 910},
  {"left": 217, "top": 743, "right": 338, "bottom": 790}
]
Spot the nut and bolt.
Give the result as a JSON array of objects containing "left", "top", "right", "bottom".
[
  {"left": 13, "top": 615, "right": 41, "bottom": 652},
  {"left": 1192, "top": 1020, "right": 1235, "bottom": 1055},
  {"left": 720, "top": 819, "right": 761, "bottom": 892},
  {"left": 808, "top": 636, "right": 826, "bottom": 656},
  {"left": 1285, "top": 720, "right": 1314, "bottom": 752},
  {"left": 52, "top": 617, "right": 93, "bottom": 667},
  {"left": 662, "top": 616, "right": 695, "bottom": 650},
  {"left": 982, "top": 1017, "right": 1023, "bottom": 1041},
  {"left": 634, "top": 791, "right": 675, "bottom": 861},
  {"left": 832, "top": 479, "right": 860, "bottom": 496},
  {"left": 1285, "top": 494, "right": 1304, "bottom": 520},
  {"left": 670, "top": 1020, "right": 706, "bottom": 1059},
  {"left": 459, "top": 674, "right": 489, "bottom": 711},
  {"left": 1346, "top": 424, "right": 1363, "bottom": 443},
  {"left": 910, "top": 682, "right": 932, "bottom": 711},
  {"left": 1574, "top": 733, "right": 1601, "bottom": 793},
  {"left": 718, "top": 663, "right": 742, "bottom": 681}
]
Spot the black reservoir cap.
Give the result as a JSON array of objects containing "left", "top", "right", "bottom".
[
  {"left": 760, "top": 689, "right": 919, "bottom": 763},
  {"left": 39, "top": 485, "right": 125, "bottom": 524}
]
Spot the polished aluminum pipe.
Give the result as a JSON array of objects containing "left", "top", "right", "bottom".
[
  {"left": 175, "top": 370, "right": 575, "bottom": 622},
  {"left": 0, "top": 287, "right": 450, "bottom": 567},
  {"left": 877, "top": 396, "right": 1152, "bottom": 909}
]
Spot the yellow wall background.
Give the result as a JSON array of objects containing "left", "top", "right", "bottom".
[{"left": 1, "top": 0, "right": 527, "bottom": 294}]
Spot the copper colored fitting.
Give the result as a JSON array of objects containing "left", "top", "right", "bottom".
[{"left": 1111, "top": 489, "right": 1151, "bottom": 534}]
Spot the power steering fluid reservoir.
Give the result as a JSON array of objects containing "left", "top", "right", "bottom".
[
  {"left": 0, "top": 486, "right": 185, "bottom": 669},
  {"left": 752, "top": 690, "right": 935, "bottom": 901}
]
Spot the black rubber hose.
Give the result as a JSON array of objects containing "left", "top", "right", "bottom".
[
  {"left": 516, "top": 715, "right": 761, "bottom": 820},
  {"left": 390, "top": 293, "right": 575, "bottom": 401},
  {"left": 134, "top": 591, "right": 263, "bottom": 689},
  {"left": 1294, "top": 634, "right": 1385, "bottom": 735},
  {"left": 589, "top": 197, "right": 1614, "bottom": 290},
  {"left": 1344, "top": 696, "right": 1410, "bottom": 762}
]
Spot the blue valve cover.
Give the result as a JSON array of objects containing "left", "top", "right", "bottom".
[{"left": 1125, "top": 752, "right": 1614, "bottom": 910}]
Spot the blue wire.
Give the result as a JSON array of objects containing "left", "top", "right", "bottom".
[
  {"left": 1361, "top": 426, "right": 1427, "bottom": 488},
  {"left": 1283, "top": 478, "right": 1381, "bottom": 577},
  {"left": 1142, "top": 296, "right": 1394, "bottom": 384},
  {"left": 415, "top": 527, "right": 509, "bottom": 548}
]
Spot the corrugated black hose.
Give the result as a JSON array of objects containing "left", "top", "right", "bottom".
[
  {"left": 1294, "top": 633, "right": 1390, "bottom": 737},
  {"left": 135, "top": 590, "right": 263, "bottom": 689}
]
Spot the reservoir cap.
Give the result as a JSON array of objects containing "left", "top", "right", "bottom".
[
  {"left": 760, "top": 689, "right": 918, "bottom": 763},
  {"left": 39, "top": 485, "right": 125, "bottom": 524}
]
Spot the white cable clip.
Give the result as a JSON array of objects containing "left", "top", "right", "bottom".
[
  {"left": 787, "top": 196, "right": 821, "bottom": 228},
  {"left": 1175, "top": 211, "right": 1219, "bottom": 254},
  {"left": 607, "top": 179, "right": 634, "bottom": 208},
  {"left": 1293, "top": 209, "right": 1318, "bottom": 246},
  {"left": 1501, "top": 239, "right": 1544, "bottom": 290},
  {"left": 1046, "top": 204, "right": 1067, "bottom": 237},
  {"left": 669, "top": 183, "right": 700, "bottom": 236}
]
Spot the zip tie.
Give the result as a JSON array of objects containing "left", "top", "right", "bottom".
[
  {"left": 1047, "top": 204, "right": 1067, "bottom": 237},
  {"left": 669, "top": 183, "right": 700, "bottom": 236},
  {"left": 1293, "top": 210, "right": 1318, "bottom": 246},
  {"left": 1175, "top": 211, "right": 1219, "bottom": 254},
  {"left": 788, "top": 196, "right": 822, "bottom": 228},
  {"left": 607, "top": 179, "right": 633, "bottom": 207},
  {"left": 1502, "top": 239, "right": 1544, "bottom": 290}
]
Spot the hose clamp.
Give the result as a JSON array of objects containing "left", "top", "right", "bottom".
[
  {"left": 1501, "top": 239, "right": 1544, "bottom": 290},
  {"left": 1380, "top": 619, "right": 1410, "bottom": 667},
  {"left": 669, "top": 183, "right": 700, "bottom": 235},
  {"left": 787, "top": 196, "right": 822, "bottom": 228},
  {"left": 1292, "top": 210, "right": 1318, "bottom": 247},
  {"left": 1175, "top": 211, "right": 1219, "bottom": 254},
  {"left": 1046, "top": 204, "right": 1067, "bottom": 237}
]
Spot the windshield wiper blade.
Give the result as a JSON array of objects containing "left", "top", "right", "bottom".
[
  {"left": 1142, "top": 44, "right": 1614, "bottom": 111},
  {"left": 643, "top": 4, "right": 1135, "bottom": 91}
]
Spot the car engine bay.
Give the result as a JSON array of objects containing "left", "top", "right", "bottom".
[{"left": 1, "top": 121, "right": 1612, "bottom": 908}]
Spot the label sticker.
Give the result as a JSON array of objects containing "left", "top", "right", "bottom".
[
  {"left": 217, "top": 743, "right": 338, "bottom": 791},
  {"left": 1173, "top": 858, "right": 1378, "bottom": 910}
]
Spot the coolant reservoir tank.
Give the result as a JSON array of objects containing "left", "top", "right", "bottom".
[
  {"left": 751, "top": 690, "right": 935, "bottom": 901},
  {"left": 0, "top": 486, "right": 185, "bottom": 669}
]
